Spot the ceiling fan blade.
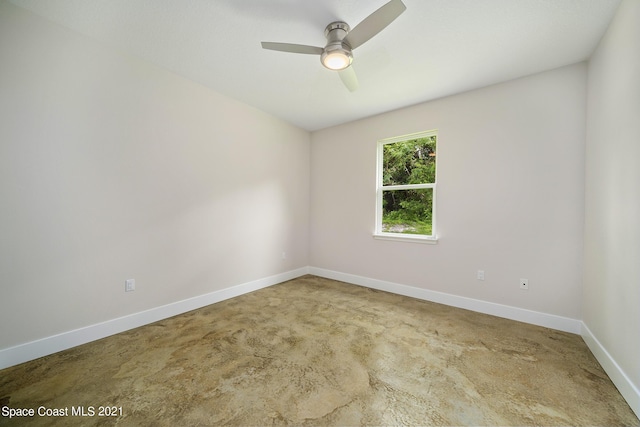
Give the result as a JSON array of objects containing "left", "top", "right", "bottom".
[
  {"left": 344, "top": 0, "right": 406, "bottom": 50},
  {"left": 261, "top": 42, "right": 324, "bottom": 55},
  {"left": 339, "top": 66, "right": 359, "bottom": 92}
]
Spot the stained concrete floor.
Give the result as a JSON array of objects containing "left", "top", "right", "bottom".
[{"left": 0, "top": 275, "right": 637, "bottom": 426}]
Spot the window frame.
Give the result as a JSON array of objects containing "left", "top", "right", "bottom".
[{"left": 374, "top": 130, "right": 438, "bottom": 244}]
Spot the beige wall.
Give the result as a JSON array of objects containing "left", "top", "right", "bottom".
[
  {"left": 583, "top": 0, "right": 640, "bottom": 402},
  {"left": 310, "top": 63, "right": 586, "bottom": 319},
  {"left": 0, "top": 2, "right": 310, "bottom": 349}
]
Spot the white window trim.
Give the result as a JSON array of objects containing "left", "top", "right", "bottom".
[{"left": 373, "top": 130, "right": 438, "bottom": 244}]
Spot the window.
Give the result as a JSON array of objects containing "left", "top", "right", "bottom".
[{"left": 375, "top": 130, "right": 437, "bottom": 243}]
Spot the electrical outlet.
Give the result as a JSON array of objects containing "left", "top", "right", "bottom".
[
  {"left": 477, "top": 270, "right": 485, "bottom": 281},
  {"left": 519, "top": 278, "right": 529, "bottom": 290},
  {"left": 125, "top": 279, "right": 135, "bottom": 292}
]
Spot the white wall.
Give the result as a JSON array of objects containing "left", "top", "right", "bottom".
[
  {"left": 310, "top": 63, "right": 586, "bottom": 320},
  {"left": 0, "top": 2, "right": 310, "bottom": 350},
  {"left": 583, "top": 0, "right": 640, "bottom": 412}
]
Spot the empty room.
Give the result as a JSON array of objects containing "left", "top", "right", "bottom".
[{"left": 0, "top": 0, "right": 638, "bottom": 425}]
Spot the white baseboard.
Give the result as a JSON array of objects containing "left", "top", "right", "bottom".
[
  {"left": 0, "top": 267, "right": 309, "bottom": 370},
  {"left": 581, "top": 323, "right": 640, "bottom": 418},
  {"left": 309, "top": 267, "right": 640, "bottom": 415},
  {"left": 6, "top": 266, "right": 638, "bottom": 420},
  {"left": 308, "top": 267, "right": 582, "bottom": 334}
]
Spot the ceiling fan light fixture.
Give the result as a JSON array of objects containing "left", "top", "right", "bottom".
[
  {"left": 261, "top": 0, "right": 407, "bottom": 88},
  {"left": 321, "top": 48, "right": 353, "bottom": 70}
]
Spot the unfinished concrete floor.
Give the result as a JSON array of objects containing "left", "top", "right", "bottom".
[{"left": 1, "top": 275, "right": 637, "bottom": 426}]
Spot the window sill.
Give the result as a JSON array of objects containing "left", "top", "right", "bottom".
[{"left": 373, "top": 233, "right": 438, "bottom": 244}]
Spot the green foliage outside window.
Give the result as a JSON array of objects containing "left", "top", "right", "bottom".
[{"left": 382, "top": 136, "right": 436, "bottom": 235}]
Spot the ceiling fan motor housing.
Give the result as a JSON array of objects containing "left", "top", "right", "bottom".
[{"left": 321, "top": 21, "right": 353, "bottom": 70}]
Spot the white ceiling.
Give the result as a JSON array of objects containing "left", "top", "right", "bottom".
[{"left": 9, "top": 0, "right": 620, "bottom": 131}]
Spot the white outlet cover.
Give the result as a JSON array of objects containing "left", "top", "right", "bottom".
[
  {"left": 125, "top": 279, "right": 135, "bottom": 292},
  {"left": 519, "top": 278, "right": 529, "bottom": 290}
]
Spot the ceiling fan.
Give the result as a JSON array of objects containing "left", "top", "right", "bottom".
[{"left": 261, "top": 0, "right": 406, "bottom": 92}]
